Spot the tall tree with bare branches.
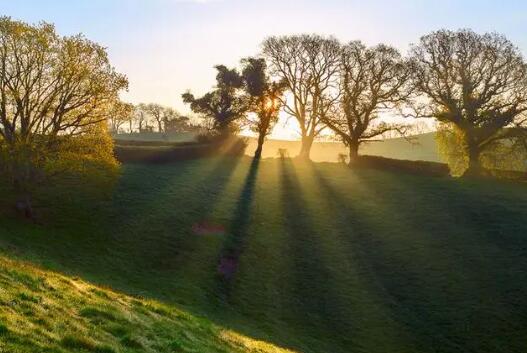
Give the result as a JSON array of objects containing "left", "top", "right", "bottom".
[
  {"left": 407, "top": 29, "right": 527, "bottom": 176},
  {"left": 262, "top": 34, "right": 341, "bottom": 159},
  {"left": 322, "top": 41, "right": 411, "bottom": 164}
]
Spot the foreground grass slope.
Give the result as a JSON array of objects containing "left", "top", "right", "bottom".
[
  {"left": 1, "top": 156, "right": 527, "bottom": 352},
  {"left": 0, "top": 255, "right": 295, "bottom": 353}
]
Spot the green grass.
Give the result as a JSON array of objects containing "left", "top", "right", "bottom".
[
  {"left": 0, "top": 255, "right": 295, "bottom": 353},
  {"left": 1, "top": 156, "right": 527, "bottom": 352}
]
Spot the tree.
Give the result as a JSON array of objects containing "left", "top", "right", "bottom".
[
  {"left": 0, "top": 17, "right": 127, "bottom": 215},
  {"left": 262, "top": 34, "right": 341, "bottom": 159},
  {"left": 407, "top": 29, "right": 527, "bottom": 176},
  {"left": 144, "top": 103, "right": 164, "bottom": 133},
  {"left": 437, "top": 122, "right": 527, "bottom": 176},
  {"left": 182, "top": 65, "right": 247, "bottom": 136},
  {"left": 321, "top": 41, "right": 410, "bottom": 164},
  {"left": 241, "top": 57, "right": 287, "bottom": 158},
  {"left": 133, "top": 103, "right": 150, "bottom": 133},
  {"left": 161, "top": 107, "right": 180, "bottom": 132},
  {"left": 109, "top": 101, "right": 134, "bottom": 134}
]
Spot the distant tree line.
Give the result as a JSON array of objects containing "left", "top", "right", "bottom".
[
  {"left": 109, "top": 102, "right": 201, "bottom": 135},
  {"left": 184, "top": 30, "right": 527, "bottom": 176}
]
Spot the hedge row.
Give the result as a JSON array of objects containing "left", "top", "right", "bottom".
[
  {"left": 354, "top": 155, "right": 451, "bottom": 177},
  {"left": 114, "top": 139, "right": 246, "bottom": 163}
]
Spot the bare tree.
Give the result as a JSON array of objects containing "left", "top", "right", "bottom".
[
  {"left": 322, "top": 41, "right": 411, "bottom": 163},
  {"left": 145, "top": 103, "right": 164, "bottom": 133},
  {"left": 407, "top": 29, "right": 527, "bottom": 176},
  {"left": 262, "top": 34, "right": 341, "bottom": 159},
  {"left": 134, "top": 103, "right": 150, "bottom": 133}
]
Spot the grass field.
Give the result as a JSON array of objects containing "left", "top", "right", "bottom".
[{"left": 1, "top": 156, "right": 527, "bottom": 352}]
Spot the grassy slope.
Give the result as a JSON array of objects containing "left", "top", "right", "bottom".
[
  {"left": 0, "top": 256, "right": 295, "bottom": 353},
  {"left": 1, "top": 157, "right": 527, "bottom": 352}
]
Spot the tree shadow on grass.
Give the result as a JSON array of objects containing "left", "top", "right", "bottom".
[
  {"left": 0, "top": 156, "right": 244, "bottom": 301},
  {"left": 352, "top": 168, "right": 527, "bottom": 352},
  {"left": 214, "top": 157, "right": 260, "bottom": 301},
  {"left": 316, "top": 164, "right": 527, "bottom": 352},
  {"left": 309, "top": 165, "right": 448, "bottom": 352},
  {"left": 277, "top": 159, "right": 356, "bottom": 352}
]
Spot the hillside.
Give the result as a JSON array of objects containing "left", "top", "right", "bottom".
[
  {"left": 1, "top": 157, "right": 527, "bottom": 352},
  {"left": 0, "top": 255, "right": 295, "bottom": 353}
]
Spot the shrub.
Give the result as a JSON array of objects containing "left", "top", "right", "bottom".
[{"left": 354, "top": 155, "right": 450, "bottom": 177}]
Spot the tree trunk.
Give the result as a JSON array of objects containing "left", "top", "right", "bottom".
[
  {"left": 348, "top": 142, "right": 359, "bottom": 166},
  {"left": 462, "top": 141, "right": 482, "bottom": 177},
  {"left": 298, "top": 135, "right": 314, "bottom": 160},
  {"left": 254, "top": 132, "right": 265, "bottom": 159},
  {"left": 13, "top": 177, "right": 35, "bottom": 220}
]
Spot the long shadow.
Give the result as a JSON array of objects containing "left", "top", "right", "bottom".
[
  {"left": 277, "top": 159, "right": 355, "bottom": 352},
  {"left": 207, "top": 157, "right": 261, "bottom": 306},
  {"left": 0, "top": 155, "right": 244, "bottom": 300},
  {"left": 317, "top": 165, "right": 527, "bottom": 352},
  {"left": 356, "top": 169, "right": 527, "bottom": 352},
  {"left": 310, "top": 165, "right": 451, "bottom": 352}
]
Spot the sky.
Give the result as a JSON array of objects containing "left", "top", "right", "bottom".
[{"left": 2, "top": 0, "right": 527, "bottom": 138}]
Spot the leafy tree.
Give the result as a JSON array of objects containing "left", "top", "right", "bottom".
[
  {"left": 0, "top": 17, "right": 127, "bottom": 215},
  {"left": 109, "top": 101, "right": 134, "bottom": 134},
  {"left": 437, "top": 122, "right": 527, "bottom": 176},
  {"left": 407, "top": 29, "right": 527, "bottom": 176},
  {"left": 182, "top": 65, "right": 247, "bottom": 136},
  {"left": 241, "top": 57, "right": 286, "bottom": 158},
  {"left": 322, "top": 42, "right": 410, "bottom": 164},
  {"left": 262, "top": 34, "right": 341, "bottom": 159}
]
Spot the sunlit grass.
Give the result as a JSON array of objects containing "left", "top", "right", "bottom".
[
  {"left": 1, "top": 156, "right": 527, "bottom": 352},
  {"left": 0, "top": 255, "right": 297, "bottom": 353}
]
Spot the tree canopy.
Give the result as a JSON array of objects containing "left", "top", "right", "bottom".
[
  {"left": 407, "top": 29, "right": 527, "bottom": 175},
  {"left": 262, "top": 34, "right": 341, "bottom": 158},
  {"left": 0, "top": 17, "right": 127, "bottom": 214},
  {"left": 241, "top": 57, "right": 286, "bottom": 158},
  {"left": 322, "top": 41, "right": 411, "bottom": 163},
  {"left": 182, "top": 65, "right": 248, "bottom": 135}
]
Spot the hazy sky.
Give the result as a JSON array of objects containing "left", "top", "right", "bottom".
[{"left": 2, "top": 0, "right": 527, "bottom": 137}]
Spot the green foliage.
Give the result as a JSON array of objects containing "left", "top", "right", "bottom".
[
  {"left": 45, "top": 123, "right": 120, "bottom": 185},
  {"left": 408, "top": 29, "right": 527, "bottom": 172},
  {"left": 437, "top": 123, "right": 527, "bottom": 176},
  {"left": 182, "top": 65, "right": 248, "bottom": 135},
  {"left": 241, "top": 57, "right": 286, "bottom": 158},
  {"left": 0, "top": 17, "right": 126, "bottom": 197}
]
